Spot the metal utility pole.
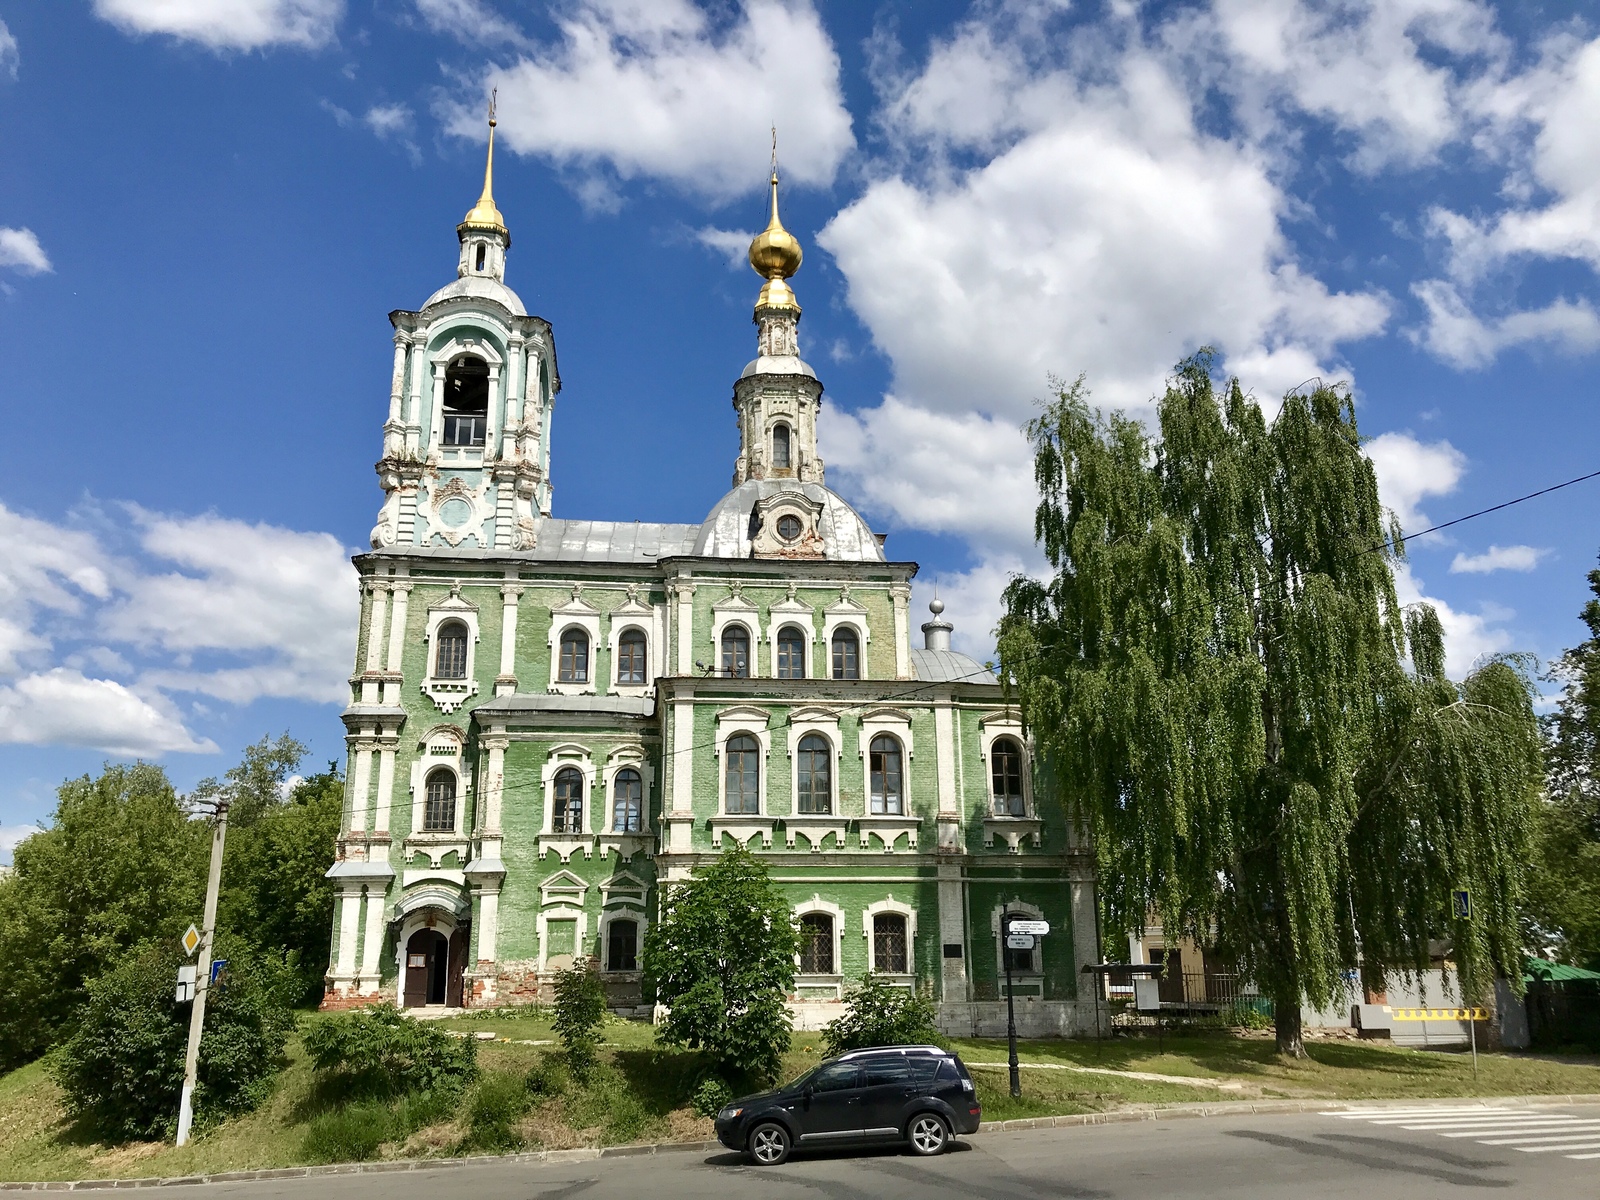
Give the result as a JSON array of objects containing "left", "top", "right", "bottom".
[
  {"left": 1003, "top": 911, "right": 1020, "bottom": 1098},
  {"left": 176, "top": 800, "right": 229, "bottom": 1147}
]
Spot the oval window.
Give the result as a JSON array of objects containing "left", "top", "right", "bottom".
[{"left": 776, "top": 514, "right": 802, "bottom": 541}]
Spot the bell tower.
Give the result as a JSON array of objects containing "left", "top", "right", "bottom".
[{"left": 731, "top": 164, "right": 825, "bottom": 487}]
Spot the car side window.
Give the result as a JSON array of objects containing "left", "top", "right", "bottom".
[
  {"left": 935, "top": 1058, "right": 959, "bottom": 1082},
  {"left": 863, "top": 1056, "right": 913, "bottom": 1086},
  {"left": 811, "top": 1063, "right": 860, "bottom": 1092},
  {"left": 907, "top": 1055, "right": 942, "bottom": 1083}
]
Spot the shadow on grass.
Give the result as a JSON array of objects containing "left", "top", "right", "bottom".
[{"left": 610, "top": 1048, "right": 709, "bottom": 1117}]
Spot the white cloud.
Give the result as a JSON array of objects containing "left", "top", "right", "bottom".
[
  {"left": 0, "top": 18, "right": 18, "bottom": 80},
  {"left": 1393, "top": 563, "right": 1513, "bottom": 678},
  {"left": 0, "top": 228, "right": 51, "bottom": 275},
  {"left": 912, "top": 556, "right": 1037, "bottom": 666},
  {"left": 0, "top": 501, "right": 356, "bottom": 753},
  {"left": 455, "top": 0, "right": 854, "bottom": 205},
  {"left": 1363, "top": 431, "right": 1466, "bottom": 534},
  {"left": 92, "top": 0, "right": 342, "bottom": 50},
  {"left": 695, "top": 226, "right": 754, "bottom": 270},
  {"left": 413, "top": 0, "right": 529, "bottom": 48},
  {"left": 0, "top": 824, "right": 38, "bottom": 860},
  {"left": 0, "top": 669, "right": 216, "bottom": 756},
  {"left": 1409, "top": 279, "right": 1600, "bottom": 368},
  {"left": 1449, "top": 544, "right": 1549, "bottom": 574}
]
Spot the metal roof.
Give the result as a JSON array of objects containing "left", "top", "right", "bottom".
[
  {"left": 535, "top": 519, "right": 702, "bottom": 563},
  {"left": 910, "top": 647, "right": 995, "bottom": 685}
]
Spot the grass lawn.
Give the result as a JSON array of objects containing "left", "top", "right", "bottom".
[{"left": 1, "top": 1012, "right": 1597, "bottom": 1182}]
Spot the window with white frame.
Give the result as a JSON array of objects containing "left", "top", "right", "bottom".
[
  {"left": 831, "top": 627, "right": 860, "bottom": 679},
  {"left": 434, "top": 619, "right": 469, "bottom": 679},
  {"left": 869, "top": 735, "right": 904, "bottom": 815},
  {"left": 558, "top": 627, "right": 589, "bottom": 683},
  {"left": 612, "top": 768, "right": 643, "bottom": 832},
  {"left": 423, "top": 768, "right": 456, "bottom": 832},
  {"left": 721, "top": 623, "right": 751, "bottom": 678},
  {"left": 991, "top": 737, "right": 1026, "bottom": 816},
  {"left": 772, "top": 422, "right": 791, "bottom": 470},
  {"left": 776, "top": 625, "right": 806, "bottom": 679},
  {"left": 553, "top": 767, "right": 584, "bottom": 833},
  {"left": 796, "top": 734, "right": 832, "bottom": 815},
  {"left": 799, "top": 912, "right": 834, "bottom": 973},
  {"left": 725, "top": 734, "right": 760, "bottom": 813},
  {"left": 873, "top": 912, "right": 909, "bottom": 974},
  {"left": 615, "top": 627, "right": 647, "bottom": 685}
]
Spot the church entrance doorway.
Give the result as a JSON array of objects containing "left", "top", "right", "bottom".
[{"left": 402, "top": 927, "right": 466, "bottom": 1008}]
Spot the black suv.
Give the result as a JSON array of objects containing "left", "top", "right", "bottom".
[{"left": 714, "top": 1045, "right": 981, "bottom": 1165}]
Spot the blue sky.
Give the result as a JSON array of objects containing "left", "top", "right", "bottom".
[{"left": 2, "top": 0, "right": 1598, "bottom": 857}]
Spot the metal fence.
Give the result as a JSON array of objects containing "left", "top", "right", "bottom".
[{"left": 1104, "top": 969, "right": 1272, "bottom": 1027}]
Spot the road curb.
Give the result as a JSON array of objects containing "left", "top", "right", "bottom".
[{"left": 6, "top": 1096, "right": 1599, "bottom": 1190}]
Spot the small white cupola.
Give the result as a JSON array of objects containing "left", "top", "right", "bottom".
[
  {"left": 457, "top": 92, "right": 510, "bottom": 283},
  {"left": 922, "top": 597, "right": 954, "bottom": 650}
]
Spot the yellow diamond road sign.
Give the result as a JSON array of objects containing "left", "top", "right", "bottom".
[{"left": 182, "top": 925, "right": 201, "bottom": 956}]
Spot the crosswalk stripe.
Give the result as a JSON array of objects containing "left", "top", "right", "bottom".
[
  {"left": 1567, "top": 1152, "right": 1600, "bottom": 1160},
  {"left": 1445, "top": 1124, "right": 1600, "bottom": 1139},
  {"left": 1476, "top": 1133, "right": 1600, "bottom": 1145},
  {"left": 1517, "top": 1142, "right": 1600, "bottom": 1153},
  {"left": 1391, "top": 1118, "right": 1577, "bottom": 1129},
  {"left": 1324, "top": 1107, "right": 1514, "bottom": 1117}
]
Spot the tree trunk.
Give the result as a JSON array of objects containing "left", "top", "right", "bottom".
[{"left": 1274, "top": 993, "right": 1306, "bottom": 1058}]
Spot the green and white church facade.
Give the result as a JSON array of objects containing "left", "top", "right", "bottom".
[{"left": 324, "top": 124, "right": 1102, "bottom": 1036}]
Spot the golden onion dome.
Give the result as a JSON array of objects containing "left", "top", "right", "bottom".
[
  {"left": 748, "top": 171, "right": 802, "bottom": 310},
  {"left": 458, "top": 112, "right": 508, "bottom": 240}
]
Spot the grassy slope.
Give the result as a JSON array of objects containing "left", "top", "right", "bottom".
[{"left": 2, "top": 1012, "right": 1598, "bottom": 1182}]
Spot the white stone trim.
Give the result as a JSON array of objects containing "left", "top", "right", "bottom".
[
  {"left": 863, "top": 896, "right": 917, "bottom": 980},
  {"left": 548, "top": 587, "right": 601, "bottom": 695},
  {"left": 539, "top": 743, "right": 598, "bottom": 858},
  {"left": 597, "top": 746, "right": 654, "bottom": 860},
  {"left": 607, "top": 604, "right": 654, "bottom": 697},
  {"left": 794, "top": 896, "right": 845, "bottom": 987},
  {"left": 539, "top": 868, "right": 588, "bottom": 907},
  {"left": 536, "top": 905, "right": 588, "bottom": 972},
  {"left": 978, "top": 715, "right": 1033, "bottom": 817},
  {"left": 409, "top": 725, "right": 467, "bottom": 839},
  {"left": 420, "top": 592, "right": 481, "bottom": 712},
  {"left": 822, "top": 591, "right": 870, "bottom": 680},
  {"left": 710, "top": 590, "right": 762, "bottom": 677},
  {"left": 786, "top": 705, "right": 840, "bottom": 816},
  {"left": 714, "top": 706, "right": 772, "bottom": 816},
  {"left": 597, "top": 907, "right": 648, "bottom": 975},
  {"left": 396, "top": 907, "right": 464, "bottom": 1008}
]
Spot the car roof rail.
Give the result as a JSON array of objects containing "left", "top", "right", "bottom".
[{"left": 835, "top": 1044, "right": 951, "bottom": 1060}]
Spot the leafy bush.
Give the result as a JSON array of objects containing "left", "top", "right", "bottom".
[
  {"left": 551, "top": 958, "right": 607, "bottom": 1082},
  {"left": 51, "top": 936, "right": 296, "bottom": 1142},
  {"left": 525, "top": 1051, "right": 570, "bottom": 1097},
  {"left": 302, "top": 1100, "right": 392, "bottom": 1163},
  {"left": 691, "top": 1075, "right": 734, "bottom": 1119},
  {"left": 822, "top": 974, "right": 944, "bottom": 1056},
  {"left": 643, "top": 845, "right": 798, "bottom": 1084},
  {"left": 302, "top": 1003, "right": 477, "bottom": 1100},
  {"left": 462, "top": 1071, "right": 530, "bottom": 1152},
  {"left": 561, "top": 1062, "right": 650, "bottom": 1144}
]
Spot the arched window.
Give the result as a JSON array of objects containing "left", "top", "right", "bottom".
[
  {"left": 725, "top": 733, "right": 760, "bottom": 814},
  {"left": 873, "top": 913, "right": 909, "bottom": 974},
  {"left": 612, "top": 767, "right": 643, "bottom": 833},
  {"left": 869, "top": 735, "right": 903, "bottom": 815},
  {"left": 776, "top": 625, "right": 806, "bottom": 679},
  {"left": 616, "top": 628, "right": 647, "bottom": 685},
  {"left": 831, "top": 627, "right": 860, "bottom": 680},
  {"left": 991, "top": 737, "right": 1026, "bottom": 816},
  {"left": 796, "top": 734, "right": 832, "bottom": 815},
  {"left": 798, "top": 912, "right": 834, "bottom": 974},
  {"left": 442, "top": 355, "right": 489, "bottom": 447},
  {"left": 772, "top": 423, "right": 791, "bottom": 469},
  {"left": 475, "top": 243, "right": 487, "bottom": 272},
  {"left": 721, "top": 624, "right": 750, "bottom": 678},
  {"left": 558, "top": 628, "right": 589, "bottom": 683},
  {"left": 435, "top": 619, "right": 469, "bottom": 679},
  {"left": 423, "top": 769, "right": 456, "bottom": 832},
  {"left": 606, "top": 919, "right": 638, "bottom": 972},
  {"left": 553, "top": 767, "right": 583, "bottom": 833}
]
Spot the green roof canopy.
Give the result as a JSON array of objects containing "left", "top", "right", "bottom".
[{"left": 1525, "top": 958, "right": 1600, "bottom": 983}]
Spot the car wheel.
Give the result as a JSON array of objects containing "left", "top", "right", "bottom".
[
  {"left": 747, "top": 1122, "right": 792, "bottom": 1166},
  {"left": 907, "top": 1113, "right": 949, "bottom": 1156}
]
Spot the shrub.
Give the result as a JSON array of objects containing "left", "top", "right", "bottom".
[
  {"left": 691, "top": 1075, "right": 734, "bottom": 1119},
  {"left": 551, "top": 958, "right": 607, "bottom": 1082},
  {"left": 525, "top": 1051, "right": 570, "bottom": 1097},
  {"left": 642, "top": 845, "right": 798, "bottom": 1084},
  {"left": 50, "top": 936, "right": 297, "bottom": 1142},
  {"left": 822, "top": 974, "right": 944, "bottom": 1056},
  {"left": 301, "top": 1100, "right": 392, "bottom": 1163},
  {"left": 302, "top": 1003, "right": 478, "bottom": 1100},
  {"left": 561, "top": 1062, "right": 650, "bottom": 1144},
  {"left": 462, "top": 1071, "right": 530, "bottom": 1152}
]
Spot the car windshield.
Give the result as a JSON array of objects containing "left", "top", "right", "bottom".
[{"left": 783, "top": 1065, "right": 820, "bottom": 1090}]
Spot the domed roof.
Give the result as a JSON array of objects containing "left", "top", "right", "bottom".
[
  {"left": 423, "top": 274, "right": 527, "bottom": 316},
  {"left": 694, "top": 479, "right": 884, "bottom": 561}
]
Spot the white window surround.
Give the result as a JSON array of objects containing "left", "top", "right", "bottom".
[
  {"left": 540, "top": 743, "right": 598, "bottom": 860},
  {"left": 784, "top": 707, "right": 847, "bottom": 851},
  {"left": 863, "top": 897, "right": 917, "bottom": 980},
  {"left": 597, "top": 747, "right": 654, "bottom": 860},
  {"left": 979, "top": 715, "right": 1042, "bottom": 851},
  {"left": 793, "top": 896, "right": 845, "bottom": 986},
  {"left": 991, "top": 900, "right": 1045, "bottom": 980},
  {"left": 539, "top": 868, "right": 588, "bottom": 907},
  {"left": 597, "top": 908, "right": 648, "bottom": 975},
  {"left": 427, "top": 335, "right": 504, "bottom": 452},
  {"left": 822, "top": 593, "right": 870, "bottom": 680},
  {"left": 408, "top": 726, "right": 467, "bottom": 844},
  {"left": 712, "top": 706, "right": 775, "bottom": 847},
  {"left": 536, "top": 905, "right": 588, "bottom": 971},
  {"left": 421, "top": 592, "right": 481, "bottom": 713},
  {"left": 599, "top": 870, "right": 648, "bottom": 910},
  {"left": 607, "top": 615, "right": 653, "bottom": 696},
  {"left": 710, "top": 591, "right": 762, "bottom": 676},
  {"left": 765, "top": 595, "right": 816, "bottom": 678},
  {"left": 548, "top": 587, "right": 602, "bottom": 695},
  {"left": 856, "top": 709, "right": 918, "bottom": 847}
]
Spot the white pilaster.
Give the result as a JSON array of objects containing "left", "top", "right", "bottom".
[
  {"left": 335, "top": 887, "right": 361, "bottom": 977},
  {"left": 373, "top": 747, "right": 395, "bottom": 835},
  {"left": 891, "top": 584, "right": 911, "bottom": 679},
  {"left": 362, "top": 584, "right": 389, "bottom": 704},
  {"left": 384, "top": 581, "right": 412, "bottom": 699},
  {"left": 359, "top": 883, "right": 386, "bottom": 989},
  {"left": 496, "top": 584, "right": 522, "bottom": 695},
  {"left": 349, "top": 743, "right": 374, "bottom": 833},
  {"left": 482, "top": 735, "right": 508, "bottom": 833},
  {"left": 477, "top": 889, "right": 501, "bottom": 965},
  {"left": 673, "top": 582, "right": 696, "bottom": 675}
]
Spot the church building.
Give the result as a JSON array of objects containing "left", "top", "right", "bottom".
[{"left": 323, "top": 116, "right": 1101, "bottom": 1036}]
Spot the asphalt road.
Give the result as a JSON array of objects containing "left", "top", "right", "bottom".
[{"left": 133, "top": 1104, "right": 1600, "bottom": 1200}]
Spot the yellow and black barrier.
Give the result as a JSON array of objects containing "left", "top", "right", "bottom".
[{"left": 1389, "top": 1007, "right": 1489, "bottom": 1021}]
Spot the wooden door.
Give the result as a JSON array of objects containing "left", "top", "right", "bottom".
[
  {"left": 446, "top": 929, "right": 468, "bottom": 1008},
  {"left": 402, "top": 931, "right": 432, "bottom": 1007}
]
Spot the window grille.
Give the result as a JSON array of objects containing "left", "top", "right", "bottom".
[
  {"left": 423, "top": 770, "right": 456, "bottom": 832},
  {"left": 435, "top": 620, "right": 468, "bottom": 679},
  {"left": 799, "top": 913, "right": 834, "bottom": 973},
  {"left": 606, "top": 920, "right": 638, "bottom": 972},
  {"left": 873, "top": 913, "right": 908, "bottom": 974}
]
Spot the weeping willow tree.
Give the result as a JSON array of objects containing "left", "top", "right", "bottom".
[{"left": 998, "top": 354, "right": 1543, "bottom": 1055}]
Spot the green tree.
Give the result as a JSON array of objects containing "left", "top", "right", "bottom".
[
  {"left": 0, "top": 763, "right": 205, "bottom": 1069},
  {"left": 551, "top": 957, "right": 607, "bottom": 1081},
  {"left": 191, "top": 732, "right": 307, "bottom": 828},
  {"left": 642, "top": 844, "right": 798, "bottom": 1083},
  {"left": 822, "top": 974, "right": 943, "bottom": 1056},
  {"left": 50, "top": 935, "right": 297, "bottom": 1142},
  {"left": 1526, "top": 555, "right": 1600, "bottom": 968},
  {"left": 999, "top": 360, "right": 1543, "bottom": 1056},
  {"left": 220, "top": 764, "right": 343, "bottom": 1004}
]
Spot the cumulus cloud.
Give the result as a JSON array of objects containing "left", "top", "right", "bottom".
[
  {"left": 912, "top": 555, "right": 1038, "bottom": 665},
  {"left": 0, "top": 228, "right": 51, "bottom": 275},
  {"left": 1394, "top": 563, "right": 1512, "bottom": 678},
  {"left": 1409, "top": 280, "right": 1600, "bottom": 368},
  {"left": 0, "top": 501, "right": 356, "bottom": 754},
  {"left": 0, "top": 18, "right": 18, "bottom": 80},
  {"left": 695, "top": 226, "right": 755, "bottom": 270},
  {"left": 92, "top": 0, "right": 342, "bottom": 50},
  {"left": 452, "top": 0, "right": 854, "bottom": 205},
  {"left": 1450, "top": 544, "right": 1549, "bottom": 574},
  {"left": 1363, "top": 431, "right": 1466, "bottom": 534},
  {"left": 0, "top": 825, "right": 37, "bottom": 861},
  {"left": 413, "top": 0, "right": 530, "bottom": 48}
]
